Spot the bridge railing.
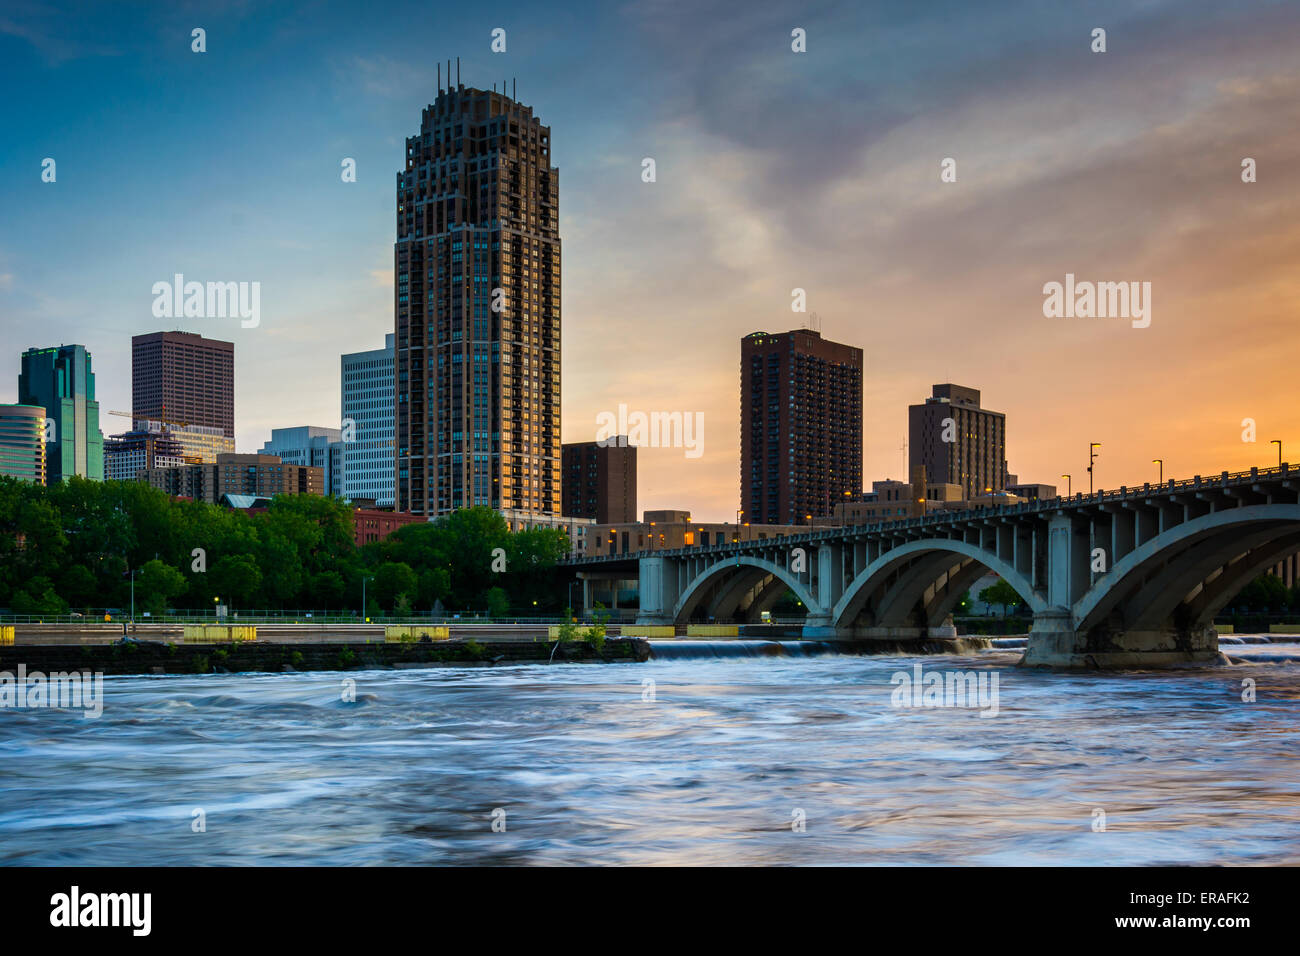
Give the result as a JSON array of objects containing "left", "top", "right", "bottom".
[{"left": 560, "top": 463, "right": 1295, "bottom": 564}]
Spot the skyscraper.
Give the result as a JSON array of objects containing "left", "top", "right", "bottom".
[
  {"left": 562, "top": 439, "right": 636, "bottom": 524},
  {"left": 341, "top": 334, "right": 395, "bottom": 508},
  {"left": 740, "top": 330, "right": 863, "bottom": 525},
  {"left": 18, "top": 344, "right": 103, "bottom": 482},
  {"left": 131, "top": 331, "right": 235, "bottom": 462},
  {"left": 395, "top": 78, "right": 561, "bottom": 517},
  {"left": 908, "top": 384, "right": 1007, "bottom": 500},
  {"left": 0, "top": 404, "right": 47, "bottom": 484}
]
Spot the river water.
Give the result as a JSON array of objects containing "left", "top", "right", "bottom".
[{"left": 1, "top": 639, "right": 1298, "bottom": 865}]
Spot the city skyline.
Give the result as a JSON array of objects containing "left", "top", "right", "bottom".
[{"left": 3, "top": 1, "right": 1300, "bottom": 521}]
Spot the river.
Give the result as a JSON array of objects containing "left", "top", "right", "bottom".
[{"left": 1, "top": 639, "right": 1298, "bottom": 865}]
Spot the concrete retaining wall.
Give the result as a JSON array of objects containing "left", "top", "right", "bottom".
[{"left": 0, "top": 638, "right": 651, "bottom": 676}]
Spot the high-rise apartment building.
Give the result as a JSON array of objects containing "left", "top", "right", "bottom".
[
  {"left": 740, "top": 330, "right": 863, "bottom": 525},
  {"left": 258, "top": 426, "right": 343, "bottom": 497},
  {"left": 341, "top": 334, "right": 395, "bottom": 507},
  {"left": 131, "top": 331, "right": 235, "bottom": 461},
  {"left": 908, "top": 384, "right": 1007, "bottom": 501},
  {"left": 18, "top": 344, "right": 103, "bottom": 482},
  {"left": 395, "top": 79, "right": 561, "bottom": 517},
  {"left": 0, "top": 403, "right": 47, "bottom": 484},
  {"left": 562, "top": 439, "right": 636, "bottom": 524}
]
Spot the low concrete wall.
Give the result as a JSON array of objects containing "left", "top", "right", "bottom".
[{"left": 0, "top": 638, "right": 651, "bottom": 676}]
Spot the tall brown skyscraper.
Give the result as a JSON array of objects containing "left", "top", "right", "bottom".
[
  {"left": 130, "top": 331, "right": 234, "bottom": 463},
  {"left": 131, "top": 331, "right": 234, "bottom": 436},
  {"left": 395, "top": 77, "right": 560, "bottom": 516},
  {"left": 562, "top": 439, "right": 636, "bottom": 524},
  {"left": 908, "top": 384, "right": 1007, "bottom": 500},
  {"left": 741, "top": 329, "right": 863, "bottom": 526}
]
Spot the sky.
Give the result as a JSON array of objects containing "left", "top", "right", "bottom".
[{"left": 2, "top": 0, "right": 1299, "bottom": 521}]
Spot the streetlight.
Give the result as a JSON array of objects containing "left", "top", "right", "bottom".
[
  {"left": 1088, "top": 443, "right": 1101, "bottom": 495},
  {"left": 213, "top": 595, "right": 219, "bottom": 622},
  {"left": 129, "top": 568, "right": 138, "bottom": 624},
  {"left": 361, "top": 575, "right": 374, "bottom": 621},
  {"left": 1061, "top": 474, "right": 1071, "bottom": 497},
  {"left": 1271, "top": 440, "right": 1283, "bottom": 468},
  {"left": 1152, "top": 459, "right": 1163, "bottom": 484}
]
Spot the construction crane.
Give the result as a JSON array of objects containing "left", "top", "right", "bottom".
[{"left": 107, "top": 410, "right": 193, "bottom": 429}]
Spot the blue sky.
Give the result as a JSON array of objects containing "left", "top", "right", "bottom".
[{"left": 3, "top": 0, "right": 1299, "bottom": 519}]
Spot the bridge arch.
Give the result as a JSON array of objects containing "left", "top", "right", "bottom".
[
  {"left": 673, "top": 555, "right": 820, "bottom": 625},
  {"left": 832, "top": 538, "right": 1044, "bottom": 629},
  {"left": 1073, "top": 503, "right": 1300, "bottom": 633}
]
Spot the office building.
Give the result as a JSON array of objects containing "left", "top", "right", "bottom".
[
  {"left": 258, "top": 426, "right": 344, "bottom": 497},
  {"left": 18, "top": 344, "right": 103, "bottom": 482},
  {"left": 740, "top": 329, "right": 863, "bottom": 526},
  {"left": 499, "top": 508, "right": 596, "bottom": 554},
  {"left": 131, "top": 331, "right": 235, "bottom": 461},
  {"left": 578, "top": 509, "right": 803, "bottom": 558},
  {"left": 341, "top": 334, "right": 396, "bottom": 507},
  {"left": 395, "top": 78, "right": 561, "bottom": 517},
  {"left": 144, "top": 453, "right": 322, "bottom": 504},
  {"left": 0, "top": 403, "right": 47, "bottom": 484},
  {"left": 562, "top": 438, "right": 636, "bottom": 524},
  {"left": 908, "top": 384, "right": 1007, "bottom": 501}
]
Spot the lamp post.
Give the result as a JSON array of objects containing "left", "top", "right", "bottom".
[
  {"left": 129, "top": 568, "right": 137, "bottom": 624},
  {"left": 1152, "top": 459, "right": 1163, "bottom": 484},
  {"left": 1271, "top": 440, "right": 1283, "bottom": 468},
  {"left": 361, "top": 575, "right": 374, "bottom": 621},
  {"left": 1061, "top": 474, "right": 1071, "bottom": 497},
  {"left": 1088, "top": 443, "right": 1101, "bottom": 495}
]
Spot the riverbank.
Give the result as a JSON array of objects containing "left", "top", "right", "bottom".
[
  {"left": 0, "top": 635, "right": 995, "bottom": 675},
  {"left": 0, "top": 638, "right": 652, "bottom": 675}
]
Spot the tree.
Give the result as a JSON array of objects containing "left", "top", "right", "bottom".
[
  {"left": 485, "top": 586, "right": 510, "bottom": 619},
  {"left": 11, "top": 576, "right": 69, "bottom": 616},
  {"left": 137, "top": 559, "right": 187, "bottom": 615},
  {"left": 978, "top": 578, "right": 1022, "bottom": 618},
  {"left": 417, "top": 567, "right": 450, "bottom": 610},
  {"left": 209, "top": 554, "right": 263, "bottom": 608},
  {"left": 58, "top": 565, "right": 98, "bottom": 609},
  {"left": 310, "top": 571, "right": 346, "bottom": 610},
  {"left": 372, "top": 561, "right": 418, "bottom": 611}
]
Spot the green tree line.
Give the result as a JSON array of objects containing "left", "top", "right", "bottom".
[{"left": 0, "top": 477, "right": 570, "bottom": 617}]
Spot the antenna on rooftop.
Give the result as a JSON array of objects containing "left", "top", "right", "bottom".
[{"left": 456, "top": 56, "right": 460, "bottom": 87}]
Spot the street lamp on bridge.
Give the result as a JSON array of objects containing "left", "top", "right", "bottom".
[
  {"left": 1153, "top": 459, "right": 1163, "bottom": 484},
  {"left": 1061, "top": 474, "right": 1071, "bottom": 497},
  {"left": 1271, "top": 440, "right": 1283, "bottom": 468},
  {"left": 1088, "top": 443, "right": 1101, "bottom": 495}
]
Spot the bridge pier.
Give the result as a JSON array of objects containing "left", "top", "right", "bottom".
[
  {"left": 635, "top": 556, "right": 679, "bottom": 626},
  {"left": 1022, "top": 609, "right": 1224, "bottom": 668}
]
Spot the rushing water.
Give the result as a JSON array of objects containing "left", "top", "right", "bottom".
[{"left": 1, "top": 639, "right": 1299, "bottom": 865}]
